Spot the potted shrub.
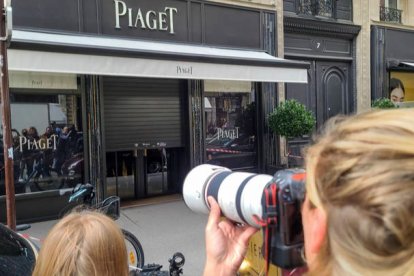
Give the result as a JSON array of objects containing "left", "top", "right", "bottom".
[
  {"left": 268, "top": 99, "right": 316, "bottom": 168},
  {"left": 371, "top": 98, "right": 396, "bottom": 109}
]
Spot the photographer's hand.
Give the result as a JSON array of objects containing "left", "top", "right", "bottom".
[{"left": 203, "top": 196, "right": 258, "bottom": 276}]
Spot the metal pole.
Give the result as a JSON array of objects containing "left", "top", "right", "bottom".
[{"left": 0, "top": 0, "right": 15, "bottom": 230}]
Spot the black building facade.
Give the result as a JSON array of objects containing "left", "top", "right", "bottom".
[
  {"left": 371, "top": 26, "right": 414, "bottom": 103},
  {"left": 0, "top": 0, "right": 308, "bottom": 222},
  {"left": 282, "top": 0, "right": 360, "bottom": 164}
]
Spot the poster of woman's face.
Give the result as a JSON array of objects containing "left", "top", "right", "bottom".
[
  {"left": 389, "top": 78, "right": 405, "bottom": 103},
  {"left": 390, "top": 72, "right": 414, "bottom": 102}
]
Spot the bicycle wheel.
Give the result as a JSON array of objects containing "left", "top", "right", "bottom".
[{"left": 122, "top": 229, "right": 145, "bottom": 269}]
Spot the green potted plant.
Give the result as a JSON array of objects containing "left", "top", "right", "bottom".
[
  {"left": 268, "top": 99, "right": 316, "bottom": 168},
  {"left": 371, "top": 98, "right": 396, "bottom": 109}
]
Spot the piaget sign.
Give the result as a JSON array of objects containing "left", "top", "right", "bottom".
[
  {"left": 19, "top": 135, "right": 58, "bottom": 152},
  {"left": 217, "top": 127, "right": 240, "bottom": 140},
  {"left": 114, "top": 0, "right": 178, "bottom": 34}
]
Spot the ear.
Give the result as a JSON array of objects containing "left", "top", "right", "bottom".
[{"left": 308, "top": 207, "right": 327, "bottom": 255}]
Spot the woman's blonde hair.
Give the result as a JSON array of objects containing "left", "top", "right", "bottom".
[
  {"left": 32, "top": 210, "right": 129, "bottom": 276},
  {"left": 305, "top": 109, "right": 414, "bottom": 276}
]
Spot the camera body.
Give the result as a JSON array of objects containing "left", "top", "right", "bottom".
[
  {"left": 183, "top": 164, "right": 305, "bottom": 269},
  {"left": 269, "top": 169, "right": 305, "bottom": 269}
]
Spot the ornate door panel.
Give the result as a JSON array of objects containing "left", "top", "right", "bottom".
[
  {"left": 285, "top": 60, "right": 352, "bottom": 166},
  {"left": 316, "top": 61, "right": 351, "bottom": 124},
  {"left": 286, "top": 60, "right": 351, "bottom": 126}
]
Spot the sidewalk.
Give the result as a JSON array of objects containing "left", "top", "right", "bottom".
[{"left": 23, "top": 197, "right": 208, "bottom": 276}]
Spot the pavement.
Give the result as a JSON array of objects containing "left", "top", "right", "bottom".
[{"left": 22, "top": 196, "right": 208, "bottom": 276}]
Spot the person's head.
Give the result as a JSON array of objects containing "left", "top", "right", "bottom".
[
  {"left": 28, "top": 126, "right": 38, "bottom": 137},
  {"left": 389, "top": 78, "right": 405, "bottom": 103},
  {"left": 44, "top": 126, "right": 53, "bottom": 135},
  {"left": 303, "top": 109, "right": 414, "bottom": 276},
  {"left": 21, "top": 128, "right": 28, "bottom": 137},
  {"left": 32, "top": 211, "right": 129, "bottom": 276}
]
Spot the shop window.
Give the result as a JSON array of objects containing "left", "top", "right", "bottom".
[
  {"left": 389, "top": 71, "right": 414, "bottom": 107},
  {"left": 204, "top": 82, "right": 257, "bottom": 170},
  {"left": 0, "top": 91, "right": 84, "bottom": 195}
]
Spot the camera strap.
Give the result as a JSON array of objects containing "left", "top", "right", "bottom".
[{"left": 252, "top": 182, "right": 278, "bottom": 276}]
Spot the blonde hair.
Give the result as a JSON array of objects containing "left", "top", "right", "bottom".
[
  {"left": 305, "top": 109, "right": 414, "bottom": 276},
  {"left": 32, "top": 210, "right": 129, "bottom": 276}
]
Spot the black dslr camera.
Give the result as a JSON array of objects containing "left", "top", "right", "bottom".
[{"left": 183, "top": 164, "right": 306, "bottom": 269}]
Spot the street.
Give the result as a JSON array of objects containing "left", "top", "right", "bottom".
[{"left": 23, "top": 198, "right": 208, "bottom": 276}]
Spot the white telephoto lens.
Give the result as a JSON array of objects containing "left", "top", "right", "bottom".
[
  {"left": 241, "top": 174, "right": 273, "bottom": 227},
  {"left": 216, "top": 172, "right": 256, "bottom": 225},
  {"left": 183, "top": 164, "right": 230, "bottom": 214}
]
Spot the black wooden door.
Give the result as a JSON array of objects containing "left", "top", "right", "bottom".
[
  {"left": 315, "top": 61, "right": 351, "bottom": 125},
  {"left": 285, "top": 60, "right": 352, "bottom": 166},
  {"left": 286, "top": 61, "right": 316, "bottom": 116},
  {"left": 287, "top": 60, "right": 351, "bottom": 127}
]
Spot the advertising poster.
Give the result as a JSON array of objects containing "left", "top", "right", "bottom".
[{"left": 390, "top": 71, "right": 414, "bottom": 102}]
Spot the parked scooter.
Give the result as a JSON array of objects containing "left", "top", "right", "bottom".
[{"left": 60, "top": 152, "right": 84, "bottom": 188}]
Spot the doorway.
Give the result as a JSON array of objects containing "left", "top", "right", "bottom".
[
  {"left": 285, "top": 60, "right": 352, "bottom": 166},
  {"left": 102, "top": 77, "right": 187, "bottom": 199},
  {"left": 105, "top": 147, "right": 184, "bottom": 199},
  {"left": 286, "top": 60, "right": 352, "bottom": 128}
]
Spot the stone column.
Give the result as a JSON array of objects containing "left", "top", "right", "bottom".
[{"left": 354, "top": 0, "right": 372, "bottom": 112}]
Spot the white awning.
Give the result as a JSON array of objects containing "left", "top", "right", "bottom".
[{"left": 8, "top": 30, "right": 309, "bottom": 83}]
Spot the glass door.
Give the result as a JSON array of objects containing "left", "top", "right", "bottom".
[
  {"left": 106, "top": 146, "right": 184, "bottom": 199},
  {"left": 145, "top": 148, "right": 168, "bottom": 196},
  {"left": 106, "top": 151, "right": 136, "bottom": 199}
]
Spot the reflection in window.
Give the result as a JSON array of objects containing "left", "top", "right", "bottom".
[
  {"left": 204, "top": 85, "right": 257, "bottom": 170},
  {"left": 0, "top": 93, "right": 84, "bottom": 195}
]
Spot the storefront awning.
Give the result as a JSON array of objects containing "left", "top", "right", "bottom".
[{"left": 8, "top": 30, "right": 309, "bottom": 83}]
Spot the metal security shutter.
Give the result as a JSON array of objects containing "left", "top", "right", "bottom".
[{"left": 103, "top": 77, "right": 184, "bottom": 151}]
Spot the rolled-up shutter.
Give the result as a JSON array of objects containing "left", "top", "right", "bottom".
[{"left": 103, "top": 77, "right": 184, "bottom": 151}]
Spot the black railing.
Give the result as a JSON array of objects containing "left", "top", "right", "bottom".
[
  {"left": 297, "top": 0, "right": 334, "bottom": 18},
  {"left": 380, "top": 6, "right": 402, "bottom": 23},
  {"left": 297, "top": 0, "right": 313, "bottom": 15}
]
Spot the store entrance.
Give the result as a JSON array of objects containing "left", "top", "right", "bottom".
[
  {"left": 106, "top": 151, "right": 136, "bottom": 199},
  {"left": 105, "top": 146, "right": 184, "bottom": 199},
  {"left": 145, "top": 148, "right": 168, "bottom": 195},
  {"left": 102, "top": 76, "right": 187, "bottom": 199}
]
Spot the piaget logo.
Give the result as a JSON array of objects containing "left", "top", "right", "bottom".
[
  {"left": 114, "top": 0, "right": 178, "bottom": 34},
  {"left": 19, "top": 134, "right": 58, "bottom": 152},
  {"left": 176, "top": 65, "right": 193, "bottom": 75},
  {"left": 217, "top": 127, "right": 240, "bottom": 140}
]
